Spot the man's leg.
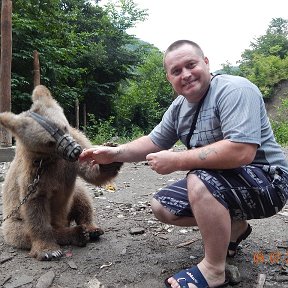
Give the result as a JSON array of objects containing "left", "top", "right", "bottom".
[
  {"left": 228, "top": 220, "right": 250, "bottom": 257},
  {"left": 186, "top": 174, "right": 229, "bottom": 287},
  {"left": 153, "top": 174, "right": 230, "bottom": 288},
  {"left": 151, "top": 198, "right": 197, "bottom": 227}
]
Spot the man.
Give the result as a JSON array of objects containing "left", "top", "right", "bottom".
[{"left": 80, "top": 40, "right": 288, "bottom": 288}]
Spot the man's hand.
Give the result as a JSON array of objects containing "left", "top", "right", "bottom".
[
  {"left": 79, "top": 146, "right": 119, "bottom": 165},
  {"left": 146, "top": 150, "right": 178, "bottom": 175}
]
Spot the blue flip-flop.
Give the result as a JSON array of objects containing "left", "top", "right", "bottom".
[{"left": 164, "top": 265, "right": 229, "bottom": 288}]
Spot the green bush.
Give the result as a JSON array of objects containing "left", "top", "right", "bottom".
[
  {"left": 270, "top": 94, "right": 288, "bottom": 147},
  {"left": 84, "top": 114, "right": 145, "bottom": 144},
  {"left": 84, "top": 114, "right": 118, "bottom": 144},
  {"left": 271, "top": 121, "right": 288, "bottom": 146}
]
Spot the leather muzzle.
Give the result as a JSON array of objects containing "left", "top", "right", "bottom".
[{"left": 29, "top": 111, "right": 83, "bottom": 162}]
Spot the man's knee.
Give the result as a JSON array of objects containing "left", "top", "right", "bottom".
[
  {"left": 187, "top": 173, "right": 210, "bottom": 202},
  {"left": 150, "top": 198, "right": 167, "bottom": 221},
  {"left": 150, "top": 198, "right": 177, "bottom": 224}
]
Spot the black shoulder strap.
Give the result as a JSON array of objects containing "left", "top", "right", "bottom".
[
  {"left": 185, "top": 87, "right": 209, "bottom": 149},
  {"left": 186, "top": 74, "right": 220, "bottom": 149}
]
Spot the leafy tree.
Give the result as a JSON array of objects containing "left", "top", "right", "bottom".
[
  {"left": 12, "top": 0, "right": 89, "bottom": 112},
  {"left": 104, "top": 0, "right": 147, "bottom": 31},
  {"left": 115, "top": 48, "right": 173, "bottom": 134},
  {"left": 79, "top": 0, "right": 148, "bottom": 122},
  {"left": 241, "top": 54, "right": 288, "bottom": 97},
  {"left": 241, "top": 18, "right": 288, "bottom": 62},
  {"left": 238, "top": 18, "right": 288, "bottom": 97},
  {"left": 11, "top": 0, "right": 148, "bottom": 125},
  {"left": 217, "top": 61, "right": 241, "bottom": 76}
]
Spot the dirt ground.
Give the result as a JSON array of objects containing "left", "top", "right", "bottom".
[{"left": 0, "top": 149, "right": 288, "bottom": 288}]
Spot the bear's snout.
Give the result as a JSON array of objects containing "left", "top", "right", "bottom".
[{"left": 56, "top": 134, "right": 83, "bottom": 162}]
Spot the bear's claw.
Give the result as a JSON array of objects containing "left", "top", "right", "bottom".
[{"left": 42, "top": 249, "right": 63, "bottom": 261}]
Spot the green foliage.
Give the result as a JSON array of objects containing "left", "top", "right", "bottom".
[
  {"left": 84, "top": 114, "right": 144, "bottom": 144},
  {"left": 271, "top": 121, "right": 288, "bottom": 146},
  {"left": 241, "top": 54, "right": 288, "bottom": 97},
  {"left": 84, "top": 114, "right": 118, "bottom": 144},
  {"left": 237, "top": 18, "right": 288, "bottom": 98},
  {"left": 12, "top": 1, "right": 90, "bottom": 111},
  {"left": 220, "top": 18, "right": 288, "bottom": 96},
  {"left": 220, "top": 17, "right": 288, "bottom": 145},
  {"left": 104, "top": 0, "right": 148, "bottom": 31},
  {"left": 270, "top": 96, "right": 288, "bottom": 146},
  {"left": 8, "top": 3, "right": 288, "bottom": 146},
  {"left": 220, "top": 18, "right": 288, "bottom": 149},
  {"left": 217, "top": 61, "right": 241, "bottom": 76},
  {"left": 115, "top": 48, "right": 173, "bottom": 134},
  {"left": 11, "top": 0, "right": 148, "bottom": 122}
]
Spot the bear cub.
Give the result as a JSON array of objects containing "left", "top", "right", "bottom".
[{"left": 0, "top": 85, "right": 122, "bottom": 260}]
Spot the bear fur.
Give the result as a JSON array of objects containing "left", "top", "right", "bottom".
[{"left": 0, "top": 85, "right": 122, "bottom": 260}]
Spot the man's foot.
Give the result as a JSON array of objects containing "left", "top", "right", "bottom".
[
  {"left": 228, "top": 222, "right": 252, "bottom": 257},
  {"left": 164, "top": 262, "right": 228, "bottom": 288}
]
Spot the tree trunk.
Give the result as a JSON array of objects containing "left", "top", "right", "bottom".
[
  {"left": 33, "top": 50, "right": 41, "bottom": 87},
  {"left": 0, "top": 0, "right": 12, "bottom": 147},
  {"left": 75, "top": 99, "right": 79, "bottom": 129},
  {"left": 83, "top": 103, "right": 86, "bottom": 129}
]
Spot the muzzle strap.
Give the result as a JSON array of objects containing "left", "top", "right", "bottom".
[
  {"left": 29, "top": 111, "right": 64, "bottom": 137},
  {"left": 28, "top": 111, "right": 83, "bottom": 162}
]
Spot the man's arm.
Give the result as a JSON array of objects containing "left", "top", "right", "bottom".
[
  {"left": 146, "top": 140, "right": 257, "bottom": 174},
  {"left": 179, "top": 140, "right": 257, "bottom": 170},
  {"left": 79, "top": 135, "right": 162, "bottom": 164}
]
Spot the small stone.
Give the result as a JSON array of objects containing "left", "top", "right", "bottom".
[
  {"left": 225, "top": 264, "right": 241, "bottom": 284},
  {"left": 161, "top": 269, "right": 168, "bottom": 274},
  {"left": 67, "top": 260, "right": 78, "bottom": 269},
  {"left": 129, "top": 227, "right": 145, "bottom": 235},
  {"left": 36, "top": 270, "right": 55, "bottom": 288},
  {"left": 86, "top": 278, "right": 104, "bottom": 288},
  {"left": 189, "top": 255, "right": 197, "bottom": 260},
  {"left": 158, "top": 234, "right": 168, "bottom": 240},
  {"left": 275, "top": 275, "right": 288, "bottom": 282},
  {"left": 0, "top": 254, "right": 14, "bottom": 264},
  {"left": 94, "top": 190, "right": 104, "bottom": 197}
]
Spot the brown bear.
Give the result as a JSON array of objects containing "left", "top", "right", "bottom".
[{"left": 0, "top": 85, "right": 122, "bottom": 260}]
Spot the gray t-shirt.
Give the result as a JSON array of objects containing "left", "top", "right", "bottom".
[{"left": 149, "top": 74, "right": 288, "bottom": 173}]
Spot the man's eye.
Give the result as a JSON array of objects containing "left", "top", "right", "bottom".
[
  {"left": 172, "top": 69, "right": 181, "bottom": 76},
  {"left": 187, "top": 63, "right": 195, "bottom": 69}
]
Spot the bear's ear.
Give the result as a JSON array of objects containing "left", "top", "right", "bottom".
[
  {"left": 32, "top": 85, "right": 53, "bottom": 103},
  {"left": 0, "top": 112, "right": 21, "bottom": 134}
]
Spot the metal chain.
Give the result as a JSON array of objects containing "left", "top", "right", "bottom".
[{"left": 0, "top": 159, "right": 44, "bottom": 225}]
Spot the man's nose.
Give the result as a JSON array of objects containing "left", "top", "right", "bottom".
[{"left": 182, "top": 67, "right": 191, "bottom": 79}]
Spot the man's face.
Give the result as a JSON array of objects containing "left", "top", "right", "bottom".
[{"left": 165, "top": 44, "right": 211, "bottom": 102}]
